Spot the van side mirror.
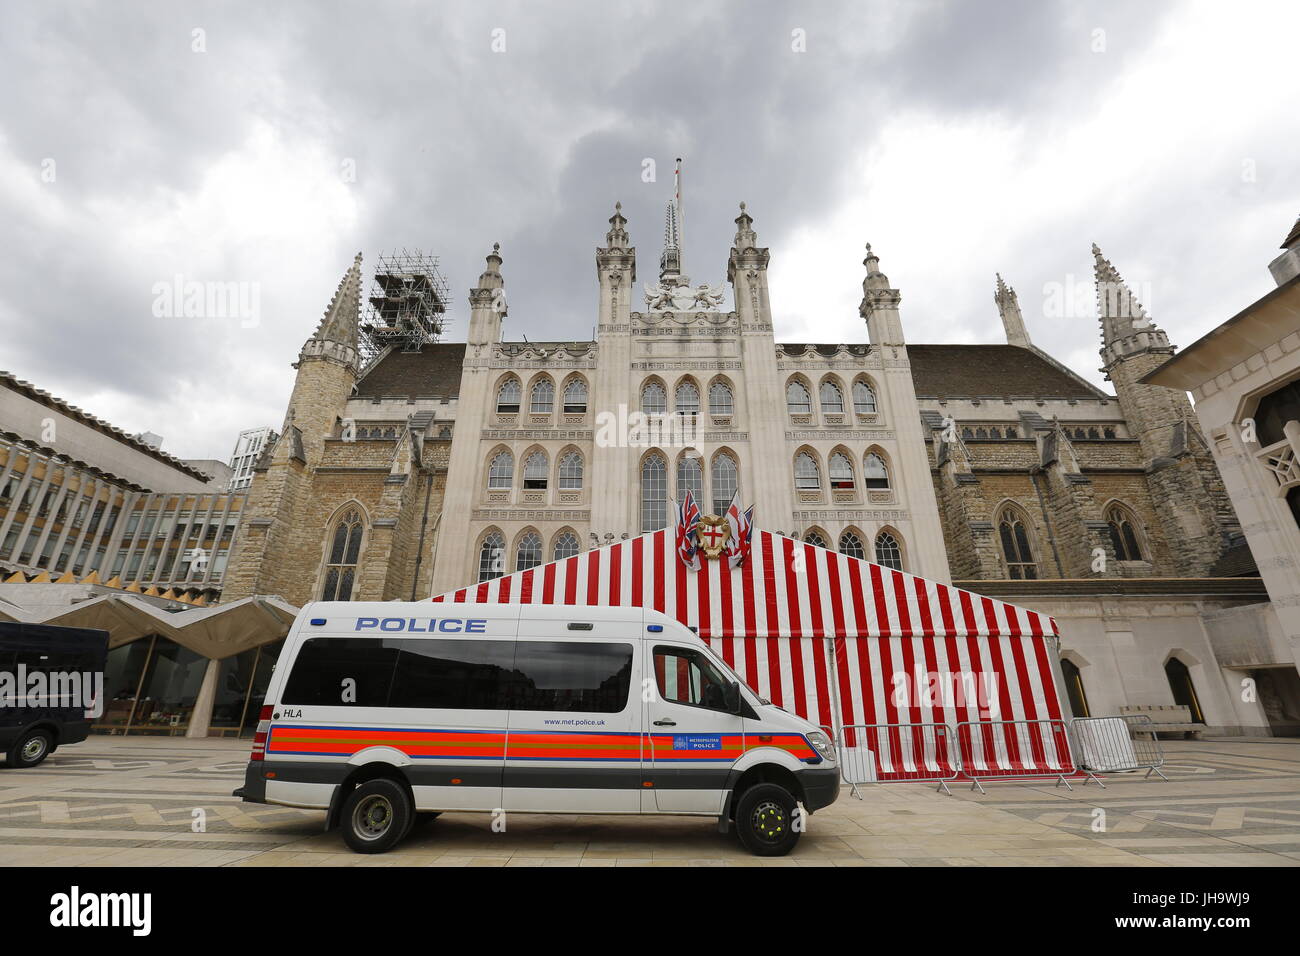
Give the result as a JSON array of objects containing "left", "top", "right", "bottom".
[{"left": 724, "top": 682, "right": 742, "bottom": 716}]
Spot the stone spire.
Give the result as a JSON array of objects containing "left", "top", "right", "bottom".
[
  {"left": 732, "top": 201, "right": 759, "bottom": 251},
  {"left": 659, "top": 200, "right": 682, "bottom": 280},
  {"left": 860, "top": 243, "right": 904, "bottom": 345},
  {"left": 605, "top": 201, "right": 629, "bottom": 249},
  {"left": 1092, "top": 243, "right": 1171, "bottom": 373},
  {"left": 468, "top": 243, "right": 506, "bottom": 346},
  {"left": 994, "top": 273, "right": 1032, "bottom": 348},
  {"left": 311, "top": 252, "right": 363, "bottom": 351}
]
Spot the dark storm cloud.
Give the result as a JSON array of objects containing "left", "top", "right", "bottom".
[{"left": 0, "top": 0, "right": 1294, "bottom": 459}]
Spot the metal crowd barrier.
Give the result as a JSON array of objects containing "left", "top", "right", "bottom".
[
  {"left": 955, "top": 719, "right": 1076, "bottom": 793},
  {"left": 837, "top": 722, "right": 963, "bottom": 797},
  {"left": 1068, "top": 714, "right": 1168, "bottom": 787}
]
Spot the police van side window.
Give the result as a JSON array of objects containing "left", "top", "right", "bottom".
[
  {"left": 282, "top": 638, "right": 400, "bottom": 707},
  {"left": 505, "top": 641, "right": 633, "bottom": 714},
  {"left": 389, "top": 639, "right": 515, "bottom": 710},
  {"left": 653, "top": 645, "right": 731, "bottom": 713}
]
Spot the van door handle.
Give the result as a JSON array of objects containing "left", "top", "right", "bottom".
[{"left": 653, "top": 718, "right": 676, "bottom": 727}]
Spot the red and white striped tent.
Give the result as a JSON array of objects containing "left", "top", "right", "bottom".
[{"left": 433, "top": 528, "right": 1066, "bottom": 742}]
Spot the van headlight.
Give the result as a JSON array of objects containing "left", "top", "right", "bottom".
[{"left": 806, "top": 731, "right": 836, "bottom": 763}]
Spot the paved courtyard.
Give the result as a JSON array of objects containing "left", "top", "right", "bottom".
[{"left": 0, "top": 736, "right": 1298, "bottom": 867}]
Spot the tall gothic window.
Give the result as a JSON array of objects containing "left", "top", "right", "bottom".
[
  {"left": 1107, "top": 505, "right": 1144, "bottom": 561},
  {"left": 530, "top": 378, "right": 555, "bottom": 414},
  {"left": 677, "top": 454, "right": 703, "bottom": 503},
  {"left": 853, "top": 380, "right": 877, "bottom": 414},
  {"left": 820, "top": 380, "right": 844, "bottom": 413},
  {"left": 829, "top": 452, "right": 855, "bottom": 489},
  {"left": 709, "top": 381, "right": 733, "bottom": 415},
  {"left": 998, "top": 507, "right": 1038, "bottom": 579},
  {"left": 523, "top": 451, "right": 548, "bottom": 490},
  {"left": 839, "top": 530, "right": 865, "bottom": 560},
  {"left": 794, "top": 452, "right": 820, "bottom": 491},
  {"left": 863, "top": 452, "right": 890, "bottom": 489},
  {"left": 874, "top": 530, "right": 903, "bottom": 571},
  {"left": 675, "top": 381, "right": 700, "bottom": 416},
  {"left": 642, "top": 381, "right": 667, "bottom": 414},
  {"left": 478, "top": 530, "right": 505, "bottom": 582},
  {"left": 558, "top": 451, "right": 583, "bottom": 490},
  {"left": 487, "top": 451, "right": 513, "bottom": 489},
  {"left": 804, "top": 530, "right": 827, "bottom": 548},
  {"left": 552, "top": 530, "right": 580, "bottom": 561},
  {"left": 321, "top": 509, "right": 364, "bottom": 600},
  {"left": 562, "top": 378, "right": 588, "bottom": 413},
  {"left": 496, "top": 378, "right": 521, "bottom": 413},
  {"left": 515, "top": 531, "right": 543, "bottom": 571},
  {"left": 641, "top": 454, "right": 667, "bottom": 532},
  {"left": 786, "top": 380, "right": 812, "bottom": 415},
  {"left": 712, "top": 453, "right": 738, "bottom": 514}
]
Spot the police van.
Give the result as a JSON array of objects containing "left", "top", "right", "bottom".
[{"left": 235, "top": 601, "right": 839, "bottom": 855}]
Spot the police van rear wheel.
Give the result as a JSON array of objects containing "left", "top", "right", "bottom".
[
  {"left": 735, "top": 783, "right": 800, "bottom": 856},
  {"left": 7, "top": 729, "right": 53, "bottom": 769},
  {"left": 341, "top": 779, "right": 412, "bottom": 854}
]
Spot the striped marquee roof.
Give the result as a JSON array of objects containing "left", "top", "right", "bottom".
[{"left": 433, "top": 528, "right": 1059, "bottom": 641}]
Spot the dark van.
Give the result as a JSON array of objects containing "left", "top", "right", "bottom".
[{"left": 0, "top": 622, "right": 108, "bottom": 768}]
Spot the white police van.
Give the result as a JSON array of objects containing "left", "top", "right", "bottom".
[{"left": 235, "top": 601, "right": 839, "bottom": 855}]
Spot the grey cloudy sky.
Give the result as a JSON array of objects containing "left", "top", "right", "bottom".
[{"left": 1, "top": 0, "right": 1296, "bottom": 461}]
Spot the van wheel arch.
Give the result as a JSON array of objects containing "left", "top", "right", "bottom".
[
  {"left": 326, "top": 762, "right": 413, "bottom": 831},
  {"left": 727, "top": 763, "right": 804, "bottom": 819}
]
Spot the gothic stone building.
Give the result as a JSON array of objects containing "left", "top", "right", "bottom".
[{"left": 221, "top": 202, "right": 1293, "bottom": 735}]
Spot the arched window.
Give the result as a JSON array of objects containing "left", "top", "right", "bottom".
[
  {"left": 515, "top": 531, "right": 543, "bottom": 571},
  {"left": 496, "top": 378, "right": 521, "bottom": 413},
  {"left": 853, "top": 380, "right": 877, "bottom": 414},
  {"left": 562, "top": 378, "right": 588, "bottom": 413},
  {"left": 1107, "top": 505, "right": 1144, "bottom": 561},
  {"left": 874, "top": 530, "right": 903, "bottom": 571},
  {"left": 829, "top": 452, "right": 855, "bottom": 489},
  {"left": 558, "top": 451, "right": 583, "bottom": 490},
  {"left": 642, "top": 381, "right": 667, "bottom": 415},
  {"left": 1103, "top": 427, "right": 1116, "bottom": 439},
  {"left": 975, "top": 427, "right": 988, "bottom": 439},
  {"left": 675, "top": 381, "right": 700, "bottom": 416},
  {"left": 523, "top": 451, "right": 548, "bottom": 490},
  {"left": 487, "top": 451, "right": 513, "bottom": 489},
  {"left": 478, "top": 530, "right": 506, "bottom": 582},
  {"left": 864, "top": 453, "right": 890, "bottom": 489},
  {"left": 677, "top": 454, "right": 703, "bottom": 504},
  {"left": 1061, "top": 659, "right": 1090, "bottom": 718},
  {"left": 839, "top": 530, "right": 865, "bottom": 559},
  {"left": 1088, "top": 427, "right": 1101, "bottom": 439},
  {"left": 804, "top": 531, "right": 827, "bottom": 548},
  {"left": 1164, "top": 658, "right": 1205, "bottom": 723},
  {"left": 552, "top": 530, "right": 580, "bottom": 561},
  {"left": 641, "top": 454, "right": 668, "bottom": 532},
  {"left": 794, "top": 452, "right": 820, "bottom": 491},
  {"left": 709, "top": 381, "right": 733, "bottom": 415},
  {"left": 998, "top": 507, "right": 1037, "bottom": 579},
  {"left": 820, "top": 380, "right": 844, "bottom": 413},
  {"left": 711, "top": 453, "right": 738, "bottom": 514},
  {"left": 530, "top": 378, "right": 555, "bottom": 414},
  {"left": 786, "top": 380, "right": 812, "bottom": 415},
  {"left": 962, "top": 427, "right": 974, "bottom": 439},
  {"left": 321, "top": 508, "right": 364, "bottom": 600}
]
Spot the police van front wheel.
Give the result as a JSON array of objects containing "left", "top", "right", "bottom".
[
  {"left": 341, "top": 779, "right": 413, "bottom": 854},
  {"left": 6, "top": 728, "right": 53, "bottom": 769},
  {"left": 735, "top": 783, "right": 801, "bottom": 856}
]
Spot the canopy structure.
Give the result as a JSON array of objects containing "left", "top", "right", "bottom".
[{"left": 435, "top": 528, "right": 1066, "bottom": 736}]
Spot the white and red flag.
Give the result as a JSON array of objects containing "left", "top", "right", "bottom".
[
  {"left": 674, "top": 490, "right": 701, "bottom": 570},
  {"left": 724, "top": 495, "right": 754, "bottom": 568}
]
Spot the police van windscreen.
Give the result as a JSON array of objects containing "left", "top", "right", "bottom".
[{"left": 281, "top": 638, "right": 633, "bottom": 714}]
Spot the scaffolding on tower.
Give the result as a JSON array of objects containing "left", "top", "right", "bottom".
[{"left": 360, "top": 248, "right": 450, "bottom": 365}]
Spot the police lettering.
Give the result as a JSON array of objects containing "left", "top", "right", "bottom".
[{"left": 354, "top": 617, "right": 488, "bottom": 633}]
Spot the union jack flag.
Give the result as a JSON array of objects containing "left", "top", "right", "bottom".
[
  {"left": 723, "top": 495, "right": 754, "bottom": 568},
  {"left": 674, "top": 491, "right": 701, "bottom": 570}
]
